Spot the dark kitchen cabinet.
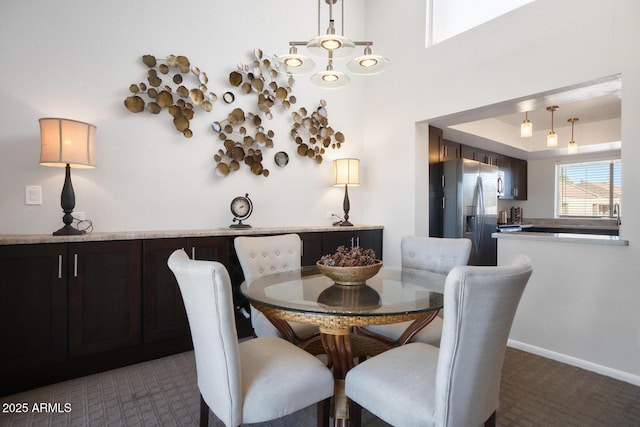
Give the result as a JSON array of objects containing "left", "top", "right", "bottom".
[
  {"left": 429, "top": 126, "right": 444, "bottom": 237},
  {"left": 300, "top": 232, "right": 323, "bottom": 266},
  {"left": 0, "top": 226, "right": 383, "bottom": 396},
  {"left": 440, "top": 139, "right": 460, "bottom": 161},
  {"left": 142, "top": 238, "right": 190, "bottom": 343},
  {"left": 476, "top": 149, "right": 499, "bottom": 166},
  {"left": 0, "top": 244, "right": 67, "bottom": 374},
  {"left": 460, "top": 144, "right": 477, "bottom": 161},
  {"left": 186, "top": 236, "right": 230, "bottom": 263},
  {"left": 511, "top": 158, "right": 528, "bottom": 200},
  {"left": 68, "top": 240, "right": 142, "bottom": 357},
  {"left": 498, "top": 156, "right": 527, "bottom": 200},
  {"left": 321, "top": 229, "right": 383, "bottom": 259},
  {"left": 144, "top": 237, "right": 237, "bottom": 342}
]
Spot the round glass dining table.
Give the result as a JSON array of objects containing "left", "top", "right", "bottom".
[{"left": 240, "top": 267, "right": 445, "bottom": 375}]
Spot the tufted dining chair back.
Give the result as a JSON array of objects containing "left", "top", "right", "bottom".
[
  {"left": 234, "top": 234, "right": 318, "bottom": 339},
  {"left": 346, "top": 255, "right": 533, "bottom": 427},
  {"left": 401, "top": 236, "right": 472, "bottom": 274},
  {"left": 168, "top": 249, "right": 333, "bottom": 427},
  {"left": 235, "top": 234, "right": 302, "bottom": 282}
]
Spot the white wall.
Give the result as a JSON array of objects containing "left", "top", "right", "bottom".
[
  {"left": 362, "top": 0, "right": 640, "bottom": 382},
  {"left": 0, "top": 0, "right": 369, "bottom": 235}
]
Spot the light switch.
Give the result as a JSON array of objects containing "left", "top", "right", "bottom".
[{"left": 25, "top": 185, "right": 42, "bottom": 205}]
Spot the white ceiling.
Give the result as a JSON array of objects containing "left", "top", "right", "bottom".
[{"left": 428, "top": 75, "right": 622, "bottom": 159}]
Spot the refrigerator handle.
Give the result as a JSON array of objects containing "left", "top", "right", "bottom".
[{"left": 475, "top": 177, "right": 485, "bottom": 253}]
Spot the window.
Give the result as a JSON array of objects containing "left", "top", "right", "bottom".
[
  {"left": 556, "top": 159, "right": 621, "bottom": 218},
  {"left": 426, "top": 0, "right": 534, "bottom": 46}
]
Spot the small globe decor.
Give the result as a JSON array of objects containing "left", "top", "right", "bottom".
[{"left": 316, "top": 246, "right": 382, "bottom": 286}]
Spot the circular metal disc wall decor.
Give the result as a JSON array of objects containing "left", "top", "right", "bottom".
[
  {"left": 124, "top": 54, "right": 217, "bottom": 138},
  {"left": 274, "top": 151, "right": 289, "bottom": 167},
  {"left": 290, "top": 99, "right": 345, "bottom": 164},
  {"left": 223, "top": 92, "right": 235, "bottom": 103}
]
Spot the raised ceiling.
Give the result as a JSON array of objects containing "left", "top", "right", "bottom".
[{"left": 428, "top": 75, "right": 622, "bottom": 159}]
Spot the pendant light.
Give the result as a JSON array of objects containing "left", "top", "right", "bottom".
[
  {"left": 274, "top": 0, "right": 390, "bottom": 88},
  {"left": 520, "top": 111, "right": 532, "bottom": 138},
  {"left": 546, "top": 106, "right": 559, "bottom": 147},
  {"left": 567, "top": 117, "right": 579, "bottom": 154}
]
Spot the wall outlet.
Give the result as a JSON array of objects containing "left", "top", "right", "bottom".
[
  {"left": 74, "top": 212, "right": 86, "bottom": 221},
  {"left": 326, "top": 210, "right": 335, "bottom": 219}
]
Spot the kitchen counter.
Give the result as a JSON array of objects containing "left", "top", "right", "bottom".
[
  {"left": 492, "top": 230, "right": 628, "bottom": 246},
  {"left": 0, "top": 224, "right": 384, "bottom": 246}
]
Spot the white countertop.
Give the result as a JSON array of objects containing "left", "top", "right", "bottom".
[
  {"left": 492, "top": 231, "right": 628, "bottom": 246},
  {"left": 0, "top": 225, "right": 384, "bottom": 245}
]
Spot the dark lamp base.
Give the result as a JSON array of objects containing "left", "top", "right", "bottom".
[
  {"left": 338, "top": 220, "right": 354, "bottom": 227},
  {"left": 53, "top": 225, "right": 85, "bottom": 236}
]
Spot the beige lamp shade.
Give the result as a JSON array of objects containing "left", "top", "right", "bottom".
[
  {"left": 333, "top": 158, "right": 360, "bottom": 186},
  {"left": 39, "top": 118, "right": 96, "bottom": 168}
]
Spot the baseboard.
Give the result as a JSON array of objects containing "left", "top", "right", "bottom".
[{"left": 507, "top": 339, "right": 640, "bottom": 387}]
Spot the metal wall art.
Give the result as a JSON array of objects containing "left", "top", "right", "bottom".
[
  {"left": 124, "top": 54, "right": 216, "bottom": 138},
  {"left": 124, "top": 49, "right": 348, "bottom": 178},
  {"left": 290, "top": 99, "right": 344, "bottom": 164},
  {"left": 212, "top": 108, "right": 274, "bottom": 177},
  {"left": 228, "top": 48, "right": 297, "bottom": 119}
]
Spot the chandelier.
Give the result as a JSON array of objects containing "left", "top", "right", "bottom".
[{"left": 274, "top": 0, "right": 390, "bottom": 88}]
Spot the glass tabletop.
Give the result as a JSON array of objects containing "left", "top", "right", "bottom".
[{"left": 240, "top": 267, "right": 445, "bottom": 317}]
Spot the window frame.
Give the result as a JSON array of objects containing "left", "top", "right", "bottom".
[{"left": 555, "top": 157, "right": 621, "bottom": 219}]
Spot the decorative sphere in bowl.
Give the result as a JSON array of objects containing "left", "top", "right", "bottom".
[{"left": 316, "top": 260, "right": 383, "bottom": 286}]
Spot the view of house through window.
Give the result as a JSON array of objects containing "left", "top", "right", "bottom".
[
  {"left": 426, "top": 0, "right": 534, "bottom": 46},
  {"left": 556, "top": 159, "right": 621, "bottom": 218}
]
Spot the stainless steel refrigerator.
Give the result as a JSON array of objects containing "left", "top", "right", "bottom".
[{"left": 442, "top": 158, "right": 498, "bottom": 266}]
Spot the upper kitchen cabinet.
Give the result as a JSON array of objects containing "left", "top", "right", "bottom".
[
  {"left": 428, "top": 125, "right": 460, "bottom": 162},
  {"left": 440, "top": 139, "right": 460, "bottom": 161},
  {"left": 511, "top": 158, "right": 528, "bottom": 200},
  {"left": 497, "top": 156, "right": 527, "bottom": 200}
]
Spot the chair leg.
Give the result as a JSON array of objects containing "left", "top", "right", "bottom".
[
  {"left": 317, "top": 397, "right": 331, "bottom": 427},
  {"left": 484, "top": 410, "right": 496, "bottom": 427},
  {"left": 348, "top": 398, "right": 362, "bottom": 427},
  {"left": 200, "top": 394, "right": 209, "bottom": 427}
]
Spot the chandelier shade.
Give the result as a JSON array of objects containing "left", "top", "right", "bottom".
[
  {"left": 520, "top": 111, "right": 532, "bottom": 138},
  {"left": 347, "top": 45, "right": 390, "bottom": 75}
]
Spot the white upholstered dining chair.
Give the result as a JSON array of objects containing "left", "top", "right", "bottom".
[
  {"left": 234, "top": 234, "right": 320, "bottom": 342},
  {"left": 167, "top": 250, "right": 333, "bottom": 427},
  {"left": 359, "top": 236, "right": 472, "bottom": 347},
  {"left": 345, "top": 255, "right": 533, "bottom": 427}
]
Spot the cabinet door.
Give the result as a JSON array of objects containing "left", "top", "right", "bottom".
[
  {"left": 0, "top": 244, "right": 67, "bottom": 373},
  {"left": 322, "top": 230, "right": 383, "bottom": 260},
  {"left": 186, "top": 236, "right": 230, "bottom": 264},
  {"left": 460, "top": 144, "right": 477, "bottom": 161},
  {"left": 188, "top": 236, "right": 253, "bottom": 337},
  {"left": 477, "top": 149, "right": 499, "bottom": 166},
  {"left": 142, "top": 238, "right": 189, "bottom": 343},
  {"left": 498, "top": 156, "right": 514, "bottom": 200},
  {"left": 68, "top": 240, "right": 142, "bottom": 357},
  {"left": 440, "top": 139, "right": 460, "bottom": 161},
  {"left": 299, "top": 232, "right": 322, "bottom": 266},
  {"left": 512, "top": 158, "right": 528, "bottom": 200}
]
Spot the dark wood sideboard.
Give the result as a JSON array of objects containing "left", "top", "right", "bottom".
[{"left": 0, "top": 226, "right": 383, "bottom": 396}]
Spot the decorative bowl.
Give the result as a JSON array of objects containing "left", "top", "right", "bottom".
[{"left": 315, "top": 260, "right": 383, "bottom": 286}]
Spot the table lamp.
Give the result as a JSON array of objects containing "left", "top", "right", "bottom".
[
  {"left": 39, "top": 118, "right": 96, "bottom": 235},
  {"left": 333, "top": 158, "right": 359, "bottom": 227}
]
